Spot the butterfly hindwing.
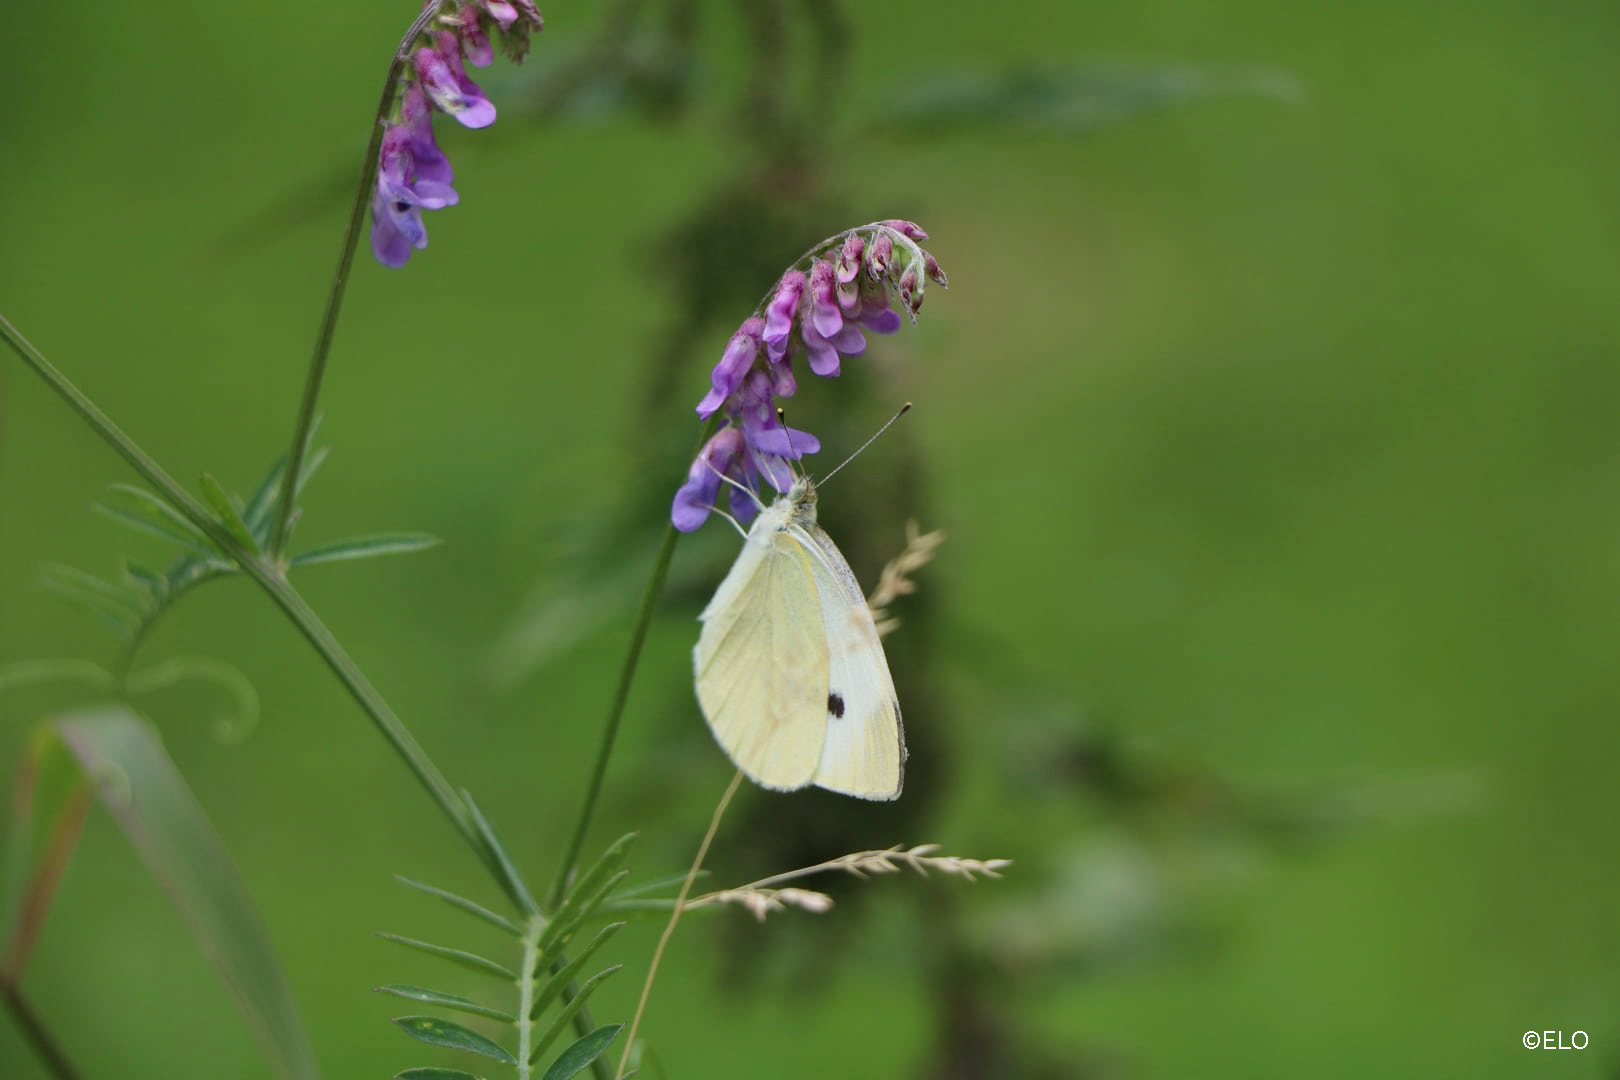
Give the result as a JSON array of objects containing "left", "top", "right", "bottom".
[{"left": 694, "top": 504, "right": 830, "bottom": 791}]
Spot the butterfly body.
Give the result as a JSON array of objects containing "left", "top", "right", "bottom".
[{"left": 694, "top": 477, "right": 906, "bottom": 800}]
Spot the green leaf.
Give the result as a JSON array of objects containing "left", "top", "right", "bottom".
[
  {"left": 240, "top": 453, "right": 290, "bottom": 536},
  {"left": 123, "top": 561, "right": 170, "bottom": 599},
  {"left": 394, "top": 1070, "right": 486, "bottom": 1080},
  {"left": 527, "top": 964, "right": 622, "bottom": 1065},
  {"left": 541, "top": 1025, "right": 622, "bottom": 1080},
  {"left": 460, "top": 790, "right": 539, "bottom": 918},
  {"left": 295, "top": 444, "right": 330, "bottom": 499},
  {"left": 243, "top": 416, "right": 322, "bottom": 535},
  {"left": 289, "top": 532, "right": 443, "bottom": 568},
  {"left": 93, "top": 501, "right": 220, "bottom": 558},
  {"left": 538, "top": 833, "right": 636, "bottom": 959},
  {"left": 38, "top": 566, "right": 145, "bottom": 631},
  {"left": 392, "top": 1016, "right": 516, "bottom": 1065},
  {"left": 531, "top": 922, "right": 625, "bottom": 1020},
  {"left": 376, "top": 933, "right": 518, "bottom": 981},
  {"left": 105, "top": 483, "right": 219, "bottom": 550},
  {"left": 395, "top": 876, "right": 522, "bottom": 936},
  {"left": 564, "top": 833, "right": 638, "bottom": 914},
  {"left": 199, "top": 472, "right": 260, "bottom": 554},
  {"left": 538, "top": 869, "right": 630, "bottom": 962},
  {"left": 41, "top": 564, "right": 151, "bottom": 614},
  {"left": 51, "top": 708, "right": 320, "bottom": 1080},
  {"left": 375, "top": 984, "right": 515, "bottom": 1022}
]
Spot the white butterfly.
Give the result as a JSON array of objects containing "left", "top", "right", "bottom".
[{"left": 693, "top": 475, "right": 905, "bottom": 800}]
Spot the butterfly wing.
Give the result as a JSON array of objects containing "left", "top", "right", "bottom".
[
  {"left": 791, "top": 522, "right": 906, "bottom": 801},
  {"left": 694, "top": 519, "right": 831, "bottom": 791}
]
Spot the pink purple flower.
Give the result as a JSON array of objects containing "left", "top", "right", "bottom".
[
  {"left": 368, "top": 1, "right": 544, "bottom": 267},
  {"left": 415, "top": 32, "right": 496, "bottom": 128},
  {"left": 672, "top": 220, "right": 947, "bottom": 531},
  {"left": 370, "top": 125, "right": 459, "bottom": 268}
]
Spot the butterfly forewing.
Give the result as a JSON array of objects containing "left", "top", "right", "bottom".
[{"left": 694, "top": 505, "right": 831, "bottom": 791}]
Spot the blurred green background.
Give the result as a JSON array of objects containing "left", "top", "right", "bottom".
[{"left": 3, "top": 0, "right": 1618, "bottom": 1077}]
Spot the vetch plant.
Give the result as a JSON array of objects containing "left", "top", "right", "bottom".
[
  {"left": 0, "top": 4, "right": 1006, "bottom": 1080},
  {"left": 371, "top": 0, "right": 544, "bottom": 267}
]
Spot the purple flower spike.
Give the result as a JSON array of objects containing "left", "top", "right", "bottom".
[
  {"left": 697, "top": 317, "right": 764, "bottom": 418},
  {"left": 762, "top": 270, "right": 806, "bottom": 363},
  {"left": 415, "top": 35, "right": 497, "bottom": 128},
  {"left": 808, "top": 260, "right": 843, "bottom": 339},
  {"left": 671, "top": 220, "right": 947, "bottom": 529},
  {"left": 368, "top": 0, "right": 545, "bottom": 267}
]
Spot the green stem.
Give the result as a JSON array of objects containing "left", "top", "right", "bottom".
[
  {"left": 515, "top": 917, "right": 543, "bottom": 1080},
  {"left": 0, "top": 316, "right": 240, "bottom": 556},
  {"left": 545, "top": 519, "right": 681, "bottom": 911},
  {"left": 268, "top": 4, "right": 440, "bottom": 557}
]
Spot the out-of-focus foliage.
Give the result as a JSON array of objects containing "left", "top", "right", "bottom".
[{"left": 2, "top": 0, "right": 1618, "bottom": 1077}]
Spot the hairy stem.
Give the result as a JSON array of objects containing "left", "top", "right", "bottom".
[
  {"left": 2, "top": 982, "right": 85, "bottom": 1080},
  {"left": 515, "top": 917, "right": 543, "bottom": 1080},
  {"left": 614, "top": 769, "right": 743, "bottom": 1079},
  {"left": 0, "top": 316, "right": 241, "bottom": 556},
  {"left": 268, "top": 4, "right": 440, "bottom": 556}
]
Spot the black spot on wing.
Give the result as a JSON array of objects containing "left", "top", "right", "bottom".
[{"left": 827, "top": 692, "right": 846, "bottom": 718}]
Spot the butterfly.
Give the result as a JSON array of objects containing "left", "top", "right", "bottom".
[{"left": 693, "top": 474, "right": 906, "bottom": 800}]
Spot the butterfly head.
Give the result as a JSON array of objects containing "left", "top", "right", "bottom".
[{"left": 783, "top": 475, "right": 819, "bottom": 525}]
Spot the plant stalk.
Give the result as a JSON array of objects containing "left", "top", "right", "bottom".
[
  {"left": 268, "top": 4, "right": 439, "bottom": 556},
  {"left": 614, "top": 769, "right": 743, "bottom": 1079},
  {"left": 544, "top": 519, "right": 680, "bottom": 911}
]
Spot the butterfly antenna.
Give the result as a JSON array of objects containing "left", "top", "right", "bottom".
[
  {"left": 776, "top": 407, "right": 807, "bottom": 483},
  {"left": 817, "top": 402, "right": 912, "bottom": 487}
]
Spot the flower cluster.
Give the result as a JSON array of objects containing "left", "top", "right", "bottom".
[
  {"left": 672, "top": 221, "right": 948, "bottom": 531},
  {"left": 370, "top": 1, "right": 544, "bottom": 268}
]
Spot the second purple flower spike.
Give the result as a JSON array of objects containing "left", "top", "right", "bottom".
[{"left": 368, "top": 1, "right": 544, "bottom": 268}]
